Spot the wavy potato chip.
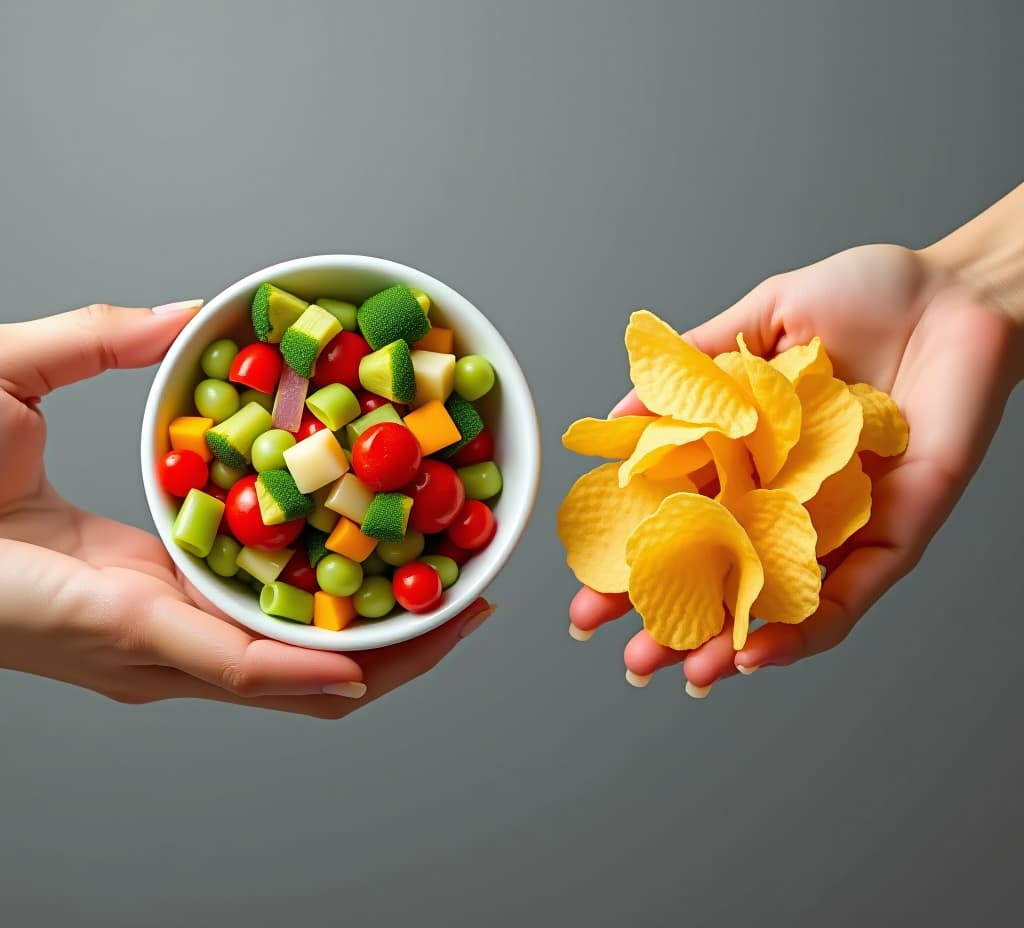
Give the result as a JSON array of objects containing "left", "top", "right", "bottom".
[
  {"left": 770, "top": 336, "right": 833, "bottom": 384},
  {"left": 736, "top": 334, "right": 802, "bottom": 484},
  {"left": 804, "top": 454, "right": 872, "bottom": 556},
  {"left": 729, "top": 489, "right": 821, "bottom": 641},
  {"left": 626, "top": 493, "right": 764, "bottom": 652},
  {"left": 641, "top": 441, "right": 714, "bottom": 482},
  {"left": 617, "top": 418, "right": 717, "bottom": 487},
  {"left": 626, "top": 311, "right": 758, "bottom": 437},
  {"left": 704, "top": 432, "right": 755, "bottom": 506},
  {"left": 767, "top": 374, "right": 863, "bottom": 502},
  {"left": 714, "top": 350, "right": 748, "bottom": 387},
  {"left": 558, "top": 463, "right": 683, "bottom": 594},
  {"left": 850, "top": 383, "right": 909, "bottom": 457},
  {"left": 562, "top": 415, "right": 655, "bottom": 459}
]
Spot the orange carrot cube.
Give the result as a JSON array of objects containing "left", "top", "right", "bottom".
[
  {"left": 413, "top": 326, "right": 454, "bottom": 354},
  {"left": 402, "top": 400, "right": 461, "bottom": 456},
  {"left": 325, "top": 516, "right": 378, "bottom": 562},
  {"left": 169, "top": 416, "right": 215, "bottom": 462},
  {"left": 313, "top": 592, "right": 357, "bottom": 631}
]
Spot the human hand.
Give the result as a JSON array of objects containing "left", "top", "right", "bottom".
[
  {"left": 569, "top": 243, "right": 1023, "bottom": 695},
  {"left": 0, "top": 302, "right": 494, "bottom": 718}
]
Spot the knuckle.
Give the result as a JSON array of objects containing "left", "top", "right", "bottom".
[
  {"left": 221, "top": 664, "right": 260, "bottom": 697},
  {"left": 80, "top": 304, "right": 121, "bottom": 370}
]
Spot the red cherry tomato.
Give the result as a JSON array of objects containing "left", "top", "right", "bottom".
[
  {"left": 158, "top": 449, "right": 209, "bottom": 498},
  {"left": 224, "top": 475, "right": 304, "bottom": 551},
  {"left": 312, "top": 331, "right": 371, "bottom": 389},
  {"left": 448, "top": 427, "right": 494, "bottom": 467},
  {"left": 280, "top": 548, "right": 319, "bottom": 593},
  {"left": 392, "top": 562, "right": 444, "bottom": 614},
  {"left": 434, "top": 538, "right": 471, "bottom": 566},
  {"left": 352, "top": 422, "right": 422, "bottom": 492},
  {"left": 404, "top": 460, "right": 465, "bottom": 534},
  {"left": 229, "top": 343, "right": 283, "bottom": 394},
  {"left": 292, "top": 409, "right": 328, "bottom": 441},
  {"left": 356, "top": 390, "right": 407, "bottom": 417},
  {"left": 446, "top": 500, "right": 497, "bottom": 551}
]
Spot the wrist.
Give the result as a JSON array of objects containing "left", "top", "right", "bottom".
[{"left": 919, "top": 182, "right": 1024, "bottom": 328}]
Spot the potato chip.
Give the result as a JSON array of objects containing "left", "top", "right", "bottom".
[
  {"left": 626, "top": 311, "right": 757, "bottom": 437},
  {"left": 736, "top": 333, "right": 802, "bottom": 484},
  {"left": 804, "top": 454, "right": 872, "bottom": 556},
  {"left": 714, "top": 350, "right": 748, "bottom": 387},
  {"left": 617, "top": 418, "right": 717, "bottom": 487},
  {"left": 769, "top": 336, "right": 832, "bottom": 383},
  {"left": 642, "top": 441, "right": 714, "bottom": 482},
  {"left": 704, "top": 432, "right": 755, "bottom": 506},
  {"left": 728, "top": 489, "right": 821, "bottom": 642},
  {"left": 562, "top": 415, "right": 655, "bottom": 459},
  {"left": 767, "top": 374, "right": 863, "bottom": 502},
  {"left": 558, "top": 463, "right": 683, "bottom": 593},
  {"left": 626, "top": 493, "right": 764, "bottom": 652},
  {"left": 850, "top": 383, "right": 909, "bottom": 457}
]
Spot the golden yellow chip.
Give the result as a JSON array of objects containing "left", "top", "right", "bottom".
[
  {"left": 626, "top": 493, "right": 764, "bottom": 652},
  {"left": 850, "top": 383, "right": 909, "bottom": 457},
  {"left": 769, "top": 336, "right": 833, "bottom": 383},
  {"left": 704, "top": 432, "right": 755, "bottom": 506},
  {"left": 617, "top": 418, "right": 717, "bottom": 488},
  {"left": 728, "top": 489, "right": 821, "bottom": 641},
  {"left": 767, "top": 374, "right": 863, "bottom": 502},
  {"left": 714, "top": 350, "right": 748, "bottom": 387},
  {"left": 625, "top": 311, "right": 758, "bottom": 437},
  {"left": 562, "top": 415, "right": 654, "bottom": 459},
  {"left": 804, "top": 454, "right": 872, "bottom": 556},
  {"left": 642, "top": 441, "right": 714, "bottom": 482},
  {"left": 557, "top": 463, "right": 683, "bottom": 594},
  {"left": 736, "top": 333, "right": 802, "bottom": 484}
]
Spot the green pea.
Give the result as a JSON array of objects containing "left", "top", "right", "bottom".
[
  {"left": 361, "top": 550, "right": 390, "bottom": 576},
  {"left": 260, "top": 582, "right": 314, "bottom": 624},
  {"left": 457, "top": 461, "right": 502, "bottom": 501},
  {"left": 251, "top": 429, "right": 297, "bottom": 472},
  {"left": 206, "top": 534, "right": 241, "bottom": 577},
  {"left": 171, "top": 489, "right": 224, "bottom": 558},
  {"left": 316, "top": 554, "right": 364, "bottom": 597},
  {"left": 239, "top": 389, "right": 274, "bottom": 413},
  {"left": 453, "top": 355, "right": 495, "bottom": 401},
  {"left": 419, "top": 555, "right": 459, "bottom": 590},
  {"left": 352, "top": 576, "right": 395, "bottom": 619},
  {"left": 195, "top": 379, "right": 240, "bottom": 423},
  {"left": 377, "top": 530, "right": 425, "bottom": 566},
  {"left": 210, "top": 459, "right": 248, "bottom": 490},
  {"left": 200, "top": 338, "right": 239, "bottom": 380}
]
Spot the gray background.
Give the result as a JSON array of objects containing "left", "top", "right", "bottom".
[{"left": 0, "top": 1, "right": 1021, "bottom": 925}]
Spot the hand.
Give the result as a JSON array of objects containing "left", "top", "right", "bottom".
[
  {"left": 0, "top": 302, "right": 494, "bottom": 718},
  {"left": 569, "top": 244, "right": 1022, "bottom": 694}
]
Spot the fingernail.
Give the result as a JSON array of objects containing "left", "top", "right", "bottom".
[
  {"left": 568, "top": 622, "right": 594, "bottom": 642},
  {"left": 153, "top": 299, "right": 204, "bottom": 315},
  {"left": 322, "top": 681, "right": 367, "bottom": 698},
  {"left": 625, "top": 670, "right": 652, "bottom": 688},
  {"left": 736, "top": 664, "right": 759, "bottom": 675},
  {"left": 685, "top": 681, "right": 713, "bottom": 700},
  {"left": 459, "top": 602, "right": 497, "bottom": 639}
]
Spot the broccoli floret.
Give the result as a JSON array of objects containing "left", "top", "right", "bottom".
[
  {"left": 205, "top": 402, "right": 273, "bottom": 469},
  {"left": 303, "top": 527, "right": 331, "bottom": 567},
  {"left": 255, "top": 469, "right": 313, "bottom": 525},
  {"left": 251, "top": 283, "right": 308, "bottom": 344},
  {"left": 356, "top": 284, "right": 431, "bottom": 350},
  {"left": 361, "top": 492, "right": 413, "bottom": 543},
  {"left": 280, "top": 304, "right": 342, "bottom": 377},
  {"left": 440, "top": 393, "right": 484, "bottom": 456},
  {"left": 357, "top": 340, "right": 415, "bottom": 405}
]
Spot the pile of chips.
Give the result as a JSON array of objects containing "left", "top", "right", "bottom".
[{"left": 557, "top": 311, "right": 909, "bottom": 652}]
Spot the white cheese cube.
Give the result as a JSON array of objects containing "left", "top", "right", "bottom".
[
  {"left": 282, "top": 427, "right": 350, "bottom": 494},
  {"left": 410, "top": 350, "right": 456, "bottom": 406},
  {"left": 324, "top": 472, "right": 375, "bottom": 523},
  {"left": 236, "top": 546, "right": 293, "bottom": 585},
  {"left": 307, "top": 484, "right": 341, "bottom": 533}
]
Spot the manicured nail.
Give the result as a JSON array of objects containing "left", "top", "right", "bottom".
[
  {"left": 685, "top": 681, "right": 712, "bottom": 699},
  {"left": 625, "top": 670, "right": 652, "bottom": 688},
  {"left": 322, "top": 681, "right": 367, "bottom": 698},
  {"left": 153, "top": 299, "right": 204, "bottom": 315},
  {"left": 568, "top": 622, "right": 594, "bottom": 642},
  {"left": 459, "top": 602, "right": 497, "bottom": 639},
  {"left": 736, "top": 664, "right": 759, "bottom": 675}
]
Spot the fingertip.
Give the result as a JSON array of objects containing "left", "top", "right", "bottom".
[
  {"left": 734, "top": 624, "right": 804, "bottom": 671},
  {"left": 682, "top": 631, "right": 741, "bottom": 688},
  {"left": 623, "top": 630, "right": 684, "bottom": 676},
  {"left": 569, "top": 587, "right": 632, "bottom": 631},
  {"left": 609, "top": 390, "right": 650, "bottom": 418}
]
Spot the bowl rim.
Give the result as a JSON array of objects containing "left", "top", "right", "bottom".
[{"left": 141, "top": 254, "right": 540, "bottom": 650}]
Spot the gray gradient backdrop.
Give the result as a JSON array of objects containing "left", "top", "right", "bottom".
[{"left": 1, "top": 2, "right": 1021, "bottom": 925}]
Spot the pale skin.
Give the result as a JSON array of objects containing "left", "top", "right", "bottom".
[
  {"left": 0, "top": 303, "right": 494, "bottom": 718},
  {"left": 570, "top": 182, "right": 1024, "bottom": 696}
]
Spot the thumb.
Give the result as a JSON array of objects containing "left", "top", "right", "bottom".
[
  {"left": 683, "top": 276, "right": 783, "bottom": 358},
  {"left": 0, "top": 300, "right": 203, "bottom": 399}
]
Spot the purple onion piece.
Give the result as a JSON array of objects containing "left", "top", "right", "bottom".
[{"left": 272, "top": 365, "right": 309, "bottom": 432}]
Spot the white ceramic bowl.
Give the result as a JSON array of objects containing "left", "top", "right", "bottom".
[{"left": 141, "top": 255, "right": 540, "bottom": 650}]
